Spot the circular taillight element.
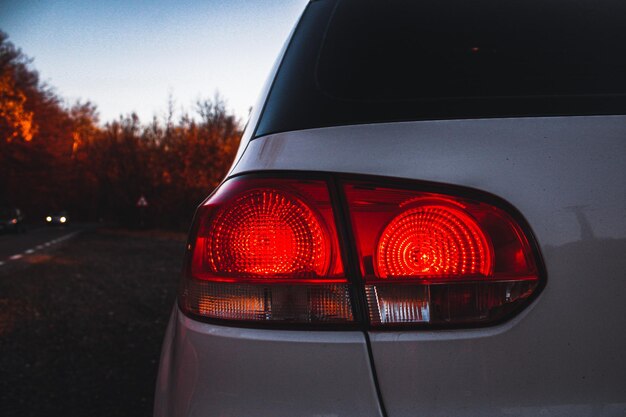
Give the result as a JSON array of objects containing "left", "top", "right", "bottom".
[
  {"left": 207, "top": 188, "right": 330, "bottom": 277},
  {"left": 375, "top": 202, "right": 493, "bottom": 278}
]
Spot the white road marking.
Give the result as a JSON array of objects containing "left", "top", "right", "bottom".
[{"left": 0, "top": 231, "right": 81, "bottom": 266}]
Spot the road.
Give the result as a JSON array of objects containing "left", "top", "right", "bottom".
[
  {"left": 0, "top": 227, "right": 184, "bottom": 417},
  {"left": 0, "top": 224, "right": 86, "bottom": 265}
]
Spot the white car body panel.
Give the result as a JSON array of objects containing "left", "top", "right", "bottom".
[{"left": 155, "top": 308, "right": 384, "bottom": 417}]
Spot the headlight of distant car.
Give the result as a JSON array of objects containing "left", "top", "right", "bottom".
[
  {"left": 46, "top": 216, "right": 52, "bottom": 222},
  {"left": 60, "top": 216, "right": 67, "bottom": 223}
]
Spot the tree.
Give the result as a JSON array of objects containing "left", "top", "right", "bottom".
[{"left": 1, "top": 32, "right": 243, "bottom": 228}]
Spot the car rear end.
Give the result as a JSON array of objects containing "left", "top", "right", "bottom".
[
  {"left": 0, "top": 207, "right": 24, "bottom": 233},
  {"left": 155, "top": 1, "right": 626, "bottom": 416}
]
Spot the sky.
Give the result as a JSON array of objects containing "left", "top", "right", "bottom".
[{"left": 0, "top": 0, "right": 308, "bottom": 123}]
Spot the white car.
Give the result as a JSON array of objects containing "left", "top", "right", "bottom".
[{"left": 155, "top": 1, "right": 626, "bottom": 416}]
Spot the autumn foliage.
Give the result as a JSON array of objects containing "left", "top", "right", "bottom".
[{"left": 0, "top": 32, "right": 242, "bottom": 228}]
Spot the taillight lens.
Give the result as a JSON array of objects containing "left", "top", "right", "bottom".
[
  {"left": 180, "top": 174, "right": 543, "bottom": 329},
  {"left": 344, "top": 182, "right": 540, "bottom": 327},
  {"left": 181, "top": 177, "right": 354, "bottom": 325},
  {"left": 206, "top": 188, "right": 330, "bottom": 277},
  {"left": 375, "top": 202, "right": 493, "bottom": 278}
]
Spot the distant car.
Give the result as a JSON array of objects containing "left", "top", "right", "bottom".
[
  {"left": 155, "top": 1, "right": 626, "bottom": 416},
  {"left": 45, "top": 211, "right": 69, "bottom": 225},
  {"left": 0, "top": 207, "right": 25, "bottom": 233}
]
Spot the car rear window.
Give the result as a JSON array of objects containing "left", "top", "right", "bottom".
[{"left": 255, "top": 0, "right": 626, "bottom": 137}]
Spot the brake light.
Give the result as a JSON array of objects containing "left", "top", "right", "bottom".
[
  {"left": 206, "top": 188, "right": 330, "bottom": 277},
  {"left": 181, "top": 177, "right": 354, "bottom": 325},
  {"left": 344, "top": 181, "right": 540, "bottom": 327},
  {"left": 376, "top": 202, "right": 493, "bottom": 278},
  {"left": 180, "top": 174, "right": 543, "bottom": 329}
]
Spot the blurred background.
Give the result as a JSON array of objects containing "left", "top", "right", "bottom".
[
  {"left": 1, "top": 0, "right": 307, "bottom": 228},
  {"left": 0, "top": 1, "right": 306, "bottom": 416}
]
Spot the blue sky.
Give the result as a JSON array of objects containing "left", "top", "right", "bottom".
[{"left": 0, "top": 0, "right": 308, "bottom": 123}]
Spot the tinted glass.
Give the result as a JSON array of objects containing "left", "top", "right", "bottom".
[{"left": 256, "top": 0, "right": 626, "bottom": 137}]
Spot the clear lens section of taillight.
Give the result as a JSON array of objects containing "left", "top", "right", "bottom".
[
  {"left": 344, "top": 182, "right": 540, "bottom": 327},
  {"left": 181, "top": 177, "right": 353, "bottom": 325},
  {"left": 183, "top": 281, "right": 353, "bottom": 322}
]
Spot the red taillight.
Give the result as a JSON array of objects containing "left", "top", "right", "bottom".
[
  {"left": 182, "top": 177, "right": 353, "bottom": 325},
  {"left": 206, "top": 188, "right": 330, "bottom": 277},
  {"left": 344, "top": 181, "right": 540, "bottom": 327},
  {"left": 180, "top": 174, "right": 543, "bottom": 328},
  {"left": 376, "top": 201, "right": 493, "bottom": 278}
]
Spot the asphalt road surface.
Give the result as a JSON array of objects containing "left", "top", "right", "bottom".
[
  {"left": 0, "top": 227, "right": 184, "bottom": 417},
  {"left": 0, "top": 224, "right": 86, "bottom": 265}
]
